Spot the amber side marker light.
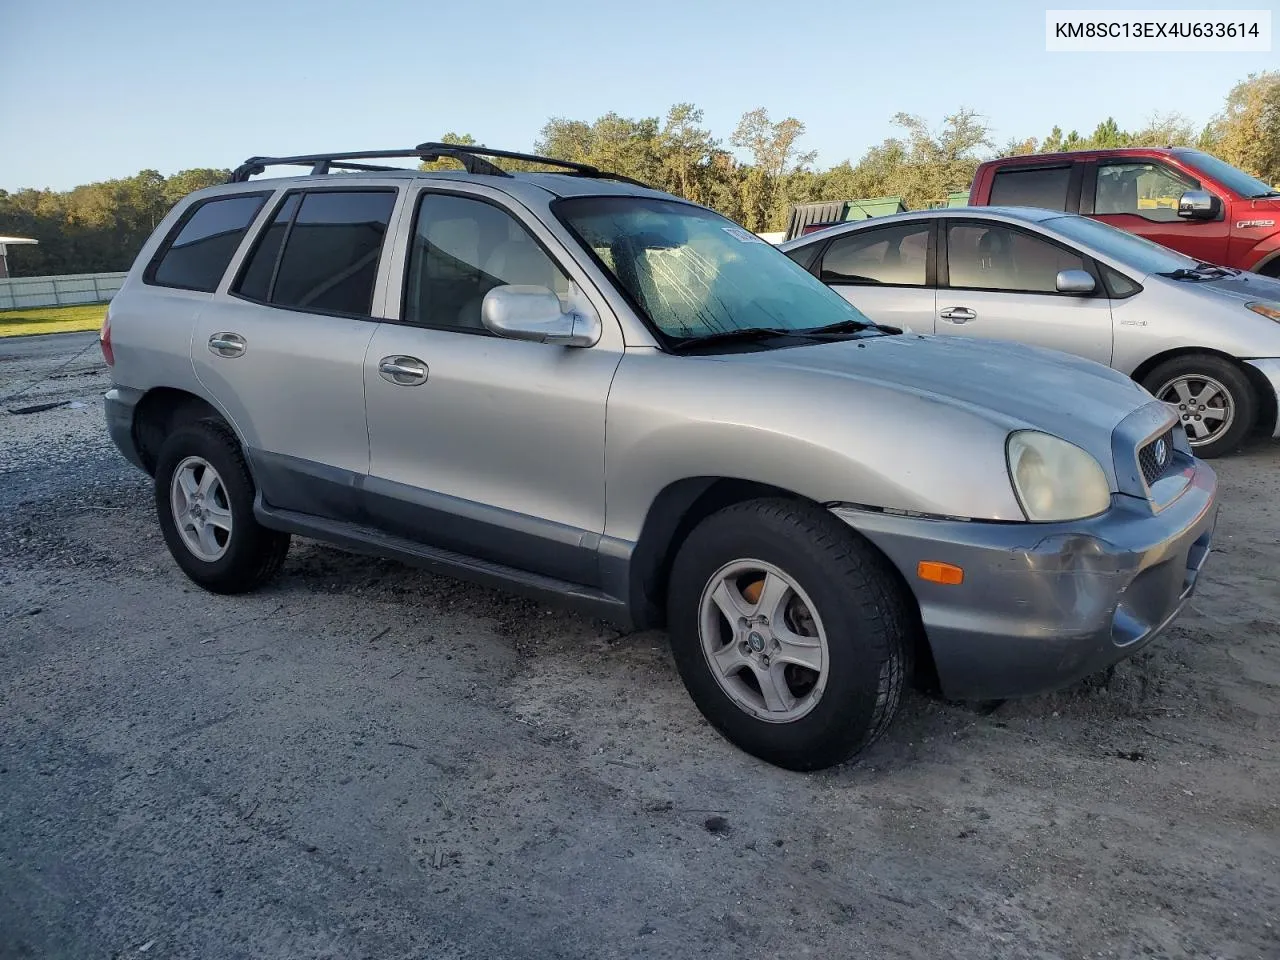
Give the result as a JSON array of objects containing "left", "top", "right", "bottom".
[{"left": 918, "top": 561, "right": 964, "bottom": 585}]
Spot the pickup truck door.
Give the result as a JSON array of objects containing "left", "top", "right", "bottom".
[
  {"left": 1084, "top": 158, "right": 1231, "bottom": 266},
  {"left": 932, "top": 219, "right": 1113, "bottom": 366},
  {"left": 807, "top": 221, "right": 936, "bottom": 331}
]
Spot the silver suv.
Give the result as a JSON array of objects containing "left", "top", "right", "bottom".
[{"left": 101, "top": 143, "right": 1219, "bottom": 770}]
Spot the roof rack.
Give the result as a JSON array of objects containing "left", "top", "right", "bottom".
[{"left": 228, "top": 143, "right": 653, "bottom": 188}]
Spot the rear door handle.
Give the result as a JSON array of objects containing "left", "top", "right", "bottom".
[
  {"left": 378, "top": 356, "right": 429, "bottom": 386},
  {"left": 939, "top": 307, "right": 976, "bottom": 323},
  {"left": 208, "top": 332, "right": 246, "bottom": 357}
]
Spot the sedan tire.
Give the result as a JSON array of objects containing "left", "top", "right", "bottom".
[
  {"left": 1143, "top": 354, "right": 1256, "bottom": 459},
  {"left": 666, "top": 497, "right": 911, "bottom": 771}
]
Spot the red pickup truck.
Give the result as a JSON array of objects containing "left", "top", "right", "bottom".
[{"left": 967, "top": 148, "right": 1280, "bottom": 277}]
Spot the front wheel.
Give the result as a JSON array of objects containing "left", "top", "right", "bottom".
[
  {"left": 1142, "top": 354, "right": 1257, "bottom": 459},
  {"left": 666, "top": 498, "right": 912, "bottom": 771}
]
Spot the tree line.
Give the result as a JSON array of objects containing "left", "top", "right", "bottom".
[{"left": 2, "top": 71, "right": 1276, "bottom": 279}]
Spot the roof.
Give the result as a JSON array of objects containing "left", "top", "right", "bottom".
[
  {"left": 776, "top": 205, "right": 1069, "bottom": 249},
  {"left": 980, "top": 146, "right": 1197, "bottom": 167}
]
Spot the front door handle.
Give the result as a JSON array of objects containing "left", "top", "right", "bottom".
[
  {"left": 378, "top": 356, "right": 429, "bottom": 386},
  {"left": 939, "top": 307, "right": 976, "bottom": 323},
  {"left": 208, "top": 332, "right": 246, "bottom": 357}
]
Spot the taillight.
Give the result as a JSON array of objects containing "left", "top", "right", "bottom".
[{"left": 99, "top": 310, "right": 114, "bottom": 366}]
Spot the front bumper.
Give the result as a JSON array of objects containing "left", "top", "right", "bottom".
[
  {"left": 832, "top": 458, "right": 1218, "bottom": 700},
  {"left": 1244, "top": 359, "right": 1280, "bottom": 438}
]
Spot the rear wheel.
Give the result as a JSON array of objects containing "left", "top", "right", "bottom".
[
  {"left": 1142, "top": 354, "right": 1256, "bottom": 459},
  {"left": 154, "top": 418, "right": 291, "bottom": 593},
  {"left": 666, "top": 498, "right": 911, "bottom": 771}
]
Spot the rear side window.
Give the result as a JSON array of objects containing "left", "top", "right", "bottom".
[
  {"left": 818, "top": 223, "right": 930, "bottom": 286},
  {"left": 234, "top": 189, "right": 397, "bottom": 316},
  {"left": 989, "top": 166, "right": 1072, "bottom": 210},
  {"left": 147, "top": 194, "right": 267, "bottom": 292}
]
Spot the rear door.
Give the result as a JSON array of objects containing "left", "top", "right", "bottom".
[
  {"left": 933, "top": 218, "right": 1113, "bottom": 366},
  {"left": 807, "top": 220, "right": 936, "bottom": 330},
  {"left": 190, "top": 183, "right": 404, "bottom": 519},
  {"left": 986, "top": 162, "right": 1082, "bottom": 213},
  {"left": 1083, "top": 157, "right": 1231, "bottom": 265}
]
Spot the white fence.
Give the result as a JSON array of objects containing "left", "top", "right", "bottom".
[{"left": 0, "top": 272, "right": 127, "bottom": 311}]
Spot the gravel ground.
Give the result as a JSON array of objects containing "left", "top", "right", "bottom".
[{"left": 2, "top": 333, "right": 1279, "bottom": 960}]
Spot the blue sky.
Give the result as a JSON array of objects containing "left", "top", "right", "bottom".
[{"left": 1, "top": 0, "right": 1274, "bottom": 191}]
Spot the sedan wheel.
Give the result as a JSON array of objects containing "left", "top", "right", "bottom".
[
  {"left": 1155, "top": 374, "right": 1234, "bottom": 448},
  {"left": 1141, "top": 354, "right": 1256, "bottom": 459}
]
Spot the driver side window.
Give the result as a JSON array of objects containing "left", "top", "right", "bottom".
[
  {"left": 403, "top": 193, "right": 570, "bottom": 333},
  {"left": 819, "top": 223, "right": 930, "bottom": 287},
  {"left": 1094, "top": 162, "right": 1198, "bottom": 223}
]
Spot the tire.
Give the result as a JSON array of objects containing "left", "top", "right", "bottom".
[
  {"left": 154, "top": 417, "right": 290, "bottom": 594},
  {"left": 666, "top": 497, "right": 911, "bottom": 772},
  {"left": 1141, "top": 354, "right": 1257, "bottom": 459}
]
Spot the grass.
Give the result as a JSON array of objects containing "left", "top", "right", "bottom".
[{"left": 0, "top": 303, "right": 107, "bottom": 338}]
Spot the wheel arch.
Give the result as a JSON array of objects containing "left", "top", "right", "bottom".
[
  {"left": 1130, "top": 347, "right": 1276, "bottom": 437},
  {"left": 132, "top": 387, "right": 239, "bottom": 474},
  {"left": 626, "top": 476, "right": 936, "bottom": 689}
]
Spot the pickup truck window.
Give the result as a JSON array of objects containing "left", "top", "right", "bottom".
[
  {"left": 1095, "top": 162, "right": 1196, "bottom": 222},
  {"left": 1175, "top": 149, "right": 1279, "bottom": 199},
  {"left": 989, "top": 166, "right": 1071, "bottom": 210}
]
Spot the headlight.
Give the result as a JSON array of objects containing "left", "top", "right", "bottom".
[
  {"left": 1246, "top": 301, "right": 1280, "bottom": 322},
  {"left": 1006, "top": 431, "right": 1111, "bottom": 522}
]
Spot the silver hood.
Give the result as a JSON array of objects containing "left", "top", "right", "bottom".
[{"left": 730, "top": 332, "right": 1164, "bottom": 481}]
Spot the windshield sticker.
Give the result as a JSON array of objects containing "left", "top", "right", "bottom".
[{"left": 722, "top": 225, "right": 765, "bottom": 243}]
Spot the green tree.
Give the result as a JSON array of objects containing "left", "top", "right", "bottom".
[{"left": 1207, "top": 71, "right": 1280, "bottom": 186}]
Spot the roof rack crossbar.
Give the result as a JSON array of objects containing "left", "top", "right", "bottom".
[
  {"left": 415, "top": 142, "right": 654, "bottom": 189},
  {"left": 227, "top": 144, "right": 655, "bottom": 189}
]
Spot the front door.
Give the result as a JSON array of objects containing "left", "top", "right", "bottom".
[
  {"left": 1086, "top": 158, "right": 1231, "bottom": 265},
  {"left": 811, "top": 220, "right": 936, "bottom": 331},
  {"left": 362, "top": 186, "right": 623, "bottom": 586},
  {"left": 933, "top": 219, "right": 1114, "bottom": 366},
  {"left": 190, "top": 184, "right": 403, "bottom": 518}
]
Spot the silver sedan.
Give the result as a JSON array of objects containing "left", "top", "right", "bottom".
[{"left": 780, "top": 206, "right": 1280, "bottom": 458}]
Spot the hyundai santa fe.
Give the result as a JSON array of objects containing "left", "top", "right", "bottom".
[{"left": 100, "top": 142, "right": 1219, "bottom": 770}]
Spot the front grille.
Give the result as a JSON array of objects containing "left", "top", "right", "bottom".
[{"left": 1138, "top": 428, "right": 1176, "bottom": 486}]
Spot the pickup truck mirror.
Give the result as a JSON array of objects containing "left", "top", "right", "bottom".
[
  {"left": 1055, "top": 269, "right": 1096, "bottom": 294},
  {"left": 1177, "top": 190, "right": 1222, "bottom": 221},
  {"left": 481, "top": 284, "right": 601, "bottom": 348}
]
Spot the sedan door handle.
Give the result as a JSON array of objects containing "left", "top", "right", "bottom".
[
  {"left": 208, "top": 332, "right": 246, "bottom": 357},
  {"left": 939, "top": 307, "right": 976, "bottom": 323},
  {"left": 378, "top": 356, "right": 429, "bottom": 386}
]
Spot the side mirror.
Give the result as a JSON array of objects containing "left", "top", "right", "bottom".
[
  {"left": 481, "top": 284, "right": 601, "bottom": 347},
  {"left": 1177, "top": 189, "right": 1221, "bottom": 221},
  {"left": 1055, "top": 269, "right": 1096, "bottom": 294}
]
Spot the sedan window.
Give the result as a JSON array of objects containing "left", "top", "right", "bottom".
[
  {"left": 947, "top": 223, "right": 1087, "bottom": 294},
  {"left": 819, "top": 223, "right": 930, "bottom": 287}
]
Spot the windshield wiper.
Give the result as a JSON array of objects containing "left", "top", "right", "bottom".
[
  {"left": 667, "top": 326, "right": 807, "bottom": 352},
  {"left": 798, "top": 318, "right": 902, "bottom": 336},
  {"left": 1161, "top": 261, "right": 1236, "bottom": 280},
  {"left": 1248, "top": 190, "right": 1280, "bottom": 199}
]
